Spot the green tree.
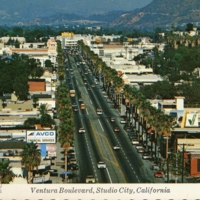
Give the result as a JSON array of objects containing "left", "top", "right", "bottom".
[
  {"left": 0, "top": 159, "right": 14, "bottom": 184},
  {"left": 40, "top": 114, "right": 55, "bottom": 127},
  {"left": 38, "top": 104, "right": 48, "bottom": 115},
  {"left": 21, "top": 142, "right": 41, "bottom": 184}
]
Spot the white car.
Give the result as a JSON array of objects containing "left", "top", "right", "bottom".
[
  {"left": 131, "top": 139, "right": 140, "bottom": 145},
  {"left": 86, "top": 175, "right": 95, "bottom": 183},
  {"left": 97, "top": 161, "right": 106, "bottom": 169},
  {"left": 78, "top": 128, "right": 85, "bottom": 133},
  {"left": 120, "top": 120, "right": 127, "bottom": 124},
  {"left": 110, "top": 117, "right": 115, "bottom": 122},
  {"left": 113, "top": 145, "right": 121, "bottom": 150},
  {"left": 135, "top": 144, "right": 143, "bottom": 149}
]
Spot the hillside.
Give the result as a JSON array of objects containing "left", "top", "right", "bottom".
[{"left": 109, "top": 0, "right": 200, "bottom": 29}]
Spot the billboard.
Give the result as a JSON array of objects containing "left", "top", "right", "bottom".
[
  {"left": 26, "top": 130, "right": 56, "bottom": 144},
  {"left": 185, "top": 112, "right": 199, "bottom": 127}
]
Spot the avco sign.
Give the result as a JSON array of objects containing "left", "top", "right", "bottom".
[{"left": 26, "top": 130, "right": 56, "bottom": 144}]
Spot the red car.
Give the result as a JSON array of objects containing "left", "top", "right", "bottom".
[{"left": 154, "top": 171, "right": 163, "bottom": 178}]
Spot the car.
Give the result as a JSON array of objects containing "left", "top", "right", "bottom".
[
  {"left": 103, "top": 95, "right": 108, "bottom": 98},
  {"left": 91, "top": 84, "right": 95, "bottom": 88},
  {"left": 78, "top": 128, "right": 85, "bottom": 133},
  {"left": 68, "top": 158, "right": 77, "bottom": 164},
  {"left": 120, "top": 119, "right": 127, "bottom": 124},
  {"left": 106, "top": 98, "right": 112, "bottom": 103},
  {"left": 67, "top": 148, "right": 75, "bottom": 154},
  {"left": 113, "top": 145, "right": 121, "bottom": 150},
  {"left": 135, "top": 144, "right": 143, "bottom": 149},
  {"left": 86, "top": 175, "right": 95, "bottom": 183},
  {"left": 67, "top": 152, "right": 75, "bottom": 158},
  {"left": 97, "top": 161, "right": 106, "bottom": 169},
  {"left": 79, "top": 98, "right": 83, "bottom": 102},
  {"left": 87, "top": 87, "right": 91, "bottom": 90},
  {"left": 73, "top": 106, "right": 78, "bottom": 111},
  {"left": 150, "top": 164, "right": 159, "bottom": 171},
  {"left": 154, "top": 171, "right": 163, "bottom": 178},
  {"left": 142, "top": 152, "right": 150, "bottom": 160},
  {"left": 68, "top": 163, "right": 79, "bottom": 170},
  {"left": 72, "top": 103, "right": 77, "bottom": 107},
  {"left": 110, "top": 104, "right": 115, "bottom": 108},
  {"left": 110, "top": 117, "right": 115, "bottom": 122},
  {"left": 137, "top": 147, "right": 145, "bottom": 153},
  {"left": 114, "top": 127, "right": 120, "bottom": 132},
  {"left": 131, "top": 139, "right": 140, "bottom": 145}
]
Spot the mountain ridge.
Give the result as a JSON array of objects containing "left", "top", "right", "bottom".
[{"left": 109, "top": 0, "right": 200, "bottom": 29}]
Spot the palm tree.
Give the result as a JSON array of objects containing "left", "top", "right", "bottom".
[
  {"left": 38, "top": 103, "right": 48, "bottom": 116},
  {"left": 0, "top": 159, "right": 14, "bottom": 184},
  {"left": 21, "top": 142, "right": 41, "bottom": 184}
]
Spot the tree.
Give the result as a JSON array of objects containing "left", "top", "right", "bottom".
[
  {"left": 38, "top": 103, "right": 48, "bottom": 115},
  {"left": 40, "top": 114, "right": 55, "bottom": 127},
  {"left": 32, "top": 96, "right": 39, "bottom": 108},
  {"left": 12, "top": 75, "right": 29, "bottom": 100},
  {"left": 21, "top": 142, "right": 41, "bottom": 184},
  {"left": 0, "top": 159, "right": 14, "bottom": 184},
  {"left": 45, "top": 59, "right": 53, "bottom": 68},
  {"left": 186, "top": 23, "right": 194, "bottom": 32}
]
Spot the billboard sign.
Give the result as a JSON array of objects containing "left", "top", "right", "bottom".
[
  {"left": 26, "top": 130, "right": 56, "bottom": 144},
  {"left": 185, "top": 112, "right": 199, "bottom": 127}
]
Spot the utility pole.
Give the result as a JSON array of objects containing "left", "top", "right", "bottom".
[{"left": 182, "top": 144, "right": 185, "bottom": 183}]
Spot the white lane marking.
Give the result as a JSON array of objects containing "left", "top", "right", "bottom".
[
  {"left": 90, "top": 100, "right": 93, "bottom": 104},
  {"left": 98, "top": 119, "right": 104, "bottom": 131},
  {"left": 106, "top": 168, "right": 112, "bottom": 183},
  {"left": 76, "top": 80, "right": 78, "bottom": 85},
  {"left": 86, "top": 108, "right": 89, "bottom": 115},
  {"left": 84, "top": 87, "right": 88, "bottom": 94}
]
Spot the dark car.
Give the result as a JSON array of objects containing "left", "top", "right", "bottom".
[{"left": 68, "top": 163, "right": 79, "bottom": 170}]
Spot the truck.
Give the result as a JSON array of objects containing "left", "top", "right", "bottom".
[{"left": 69, "top": 90, "right": 75, "bottom": 97}]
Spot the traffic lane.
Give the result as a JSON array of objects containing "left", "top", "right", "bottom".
[
  {"left": 83, "top": 81, "right": 145, "bottom": 182},
  {"left": 99, "top": 116, "right": 140, "bottom": 183},
  {"left": 81, "top": 113, "right": 109, "bottom": 183},
  {"left": 82, "top": 75, "right": 138, "bottom": 182}
]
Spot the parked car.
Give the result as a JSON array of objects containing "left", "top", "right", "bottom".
[
  {"left": 67, "top": 148, "right": 75, "bottom": 154},
  {"left": 154, "top": 171, "right": 163, "bottom": 178},
  {"left": 135, "top": 144, "right": 143, "bottom": 149},
  {"left": 97, "top": 161, "right": 106, "bottom": 169},
  {"left": 106, "top": 98, "right": 112, "bottom": 103},
  {"left": 137, "top": 147, "right": 145, "bottom": 153},
  {"left": 150, "top": 164, "right": 159, "bottom": 171},
  {"left": 68, "top": 163, "right": 79, "bottom": 170},
  {"left": 131, "top": 139, "right": 140, "bottom": 145},
  {"left": 142, "top": 152, "right": 150, "bottom": 160},
  {"left": 120, "top": 119, "right": 127, "bottom": 124}
]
